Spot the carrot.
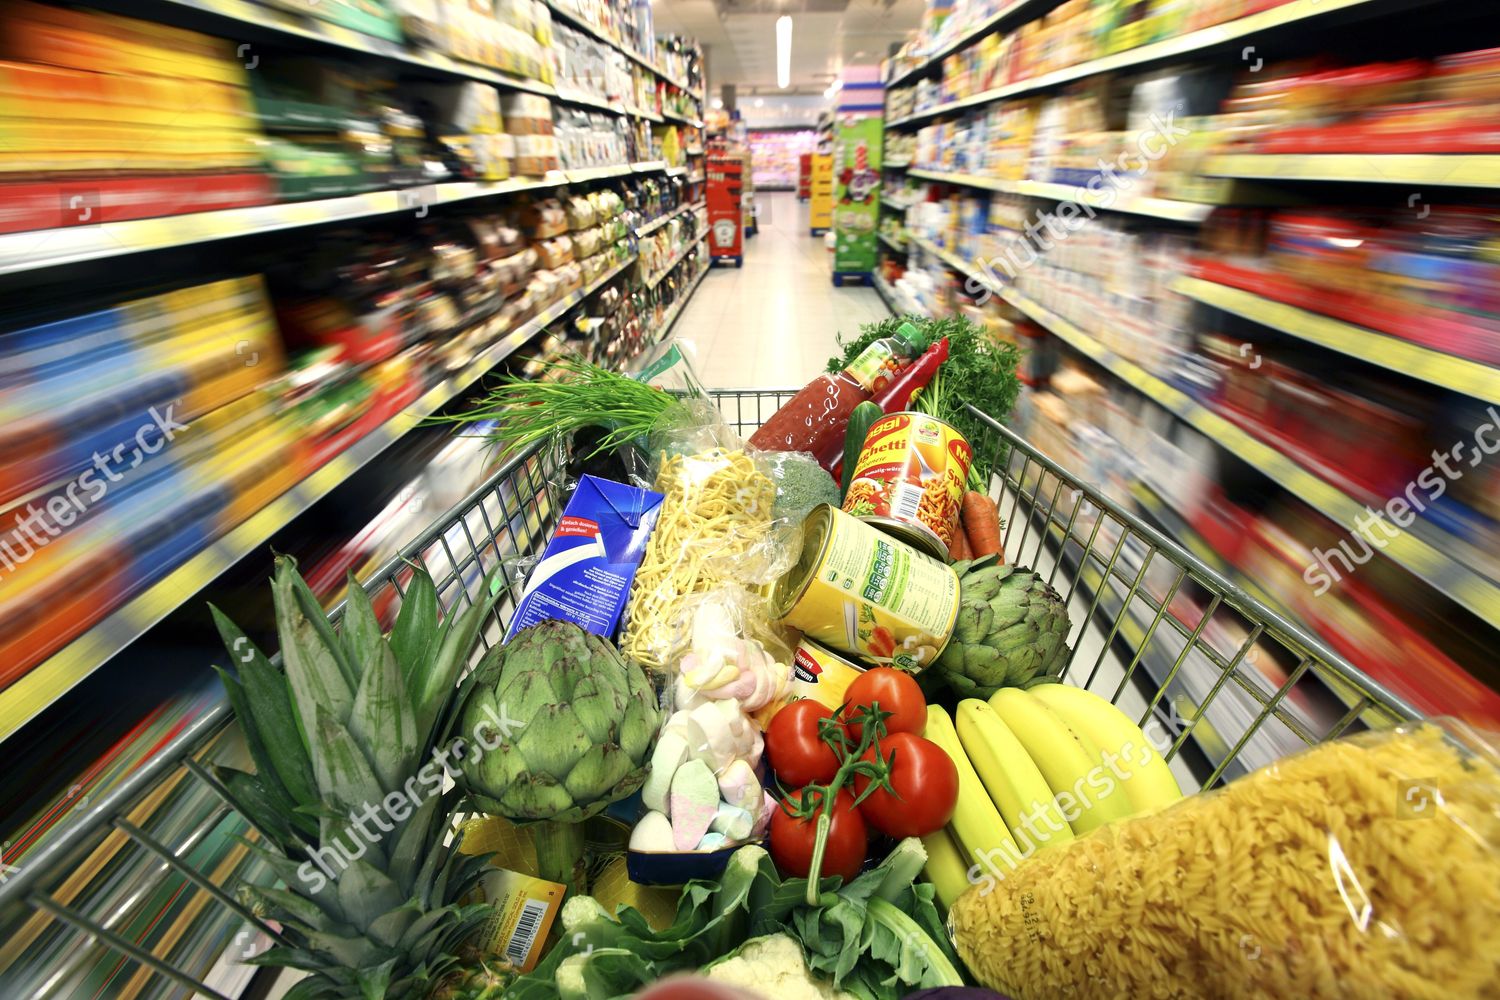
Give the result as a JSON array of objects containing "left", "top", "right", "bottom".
[
  {"left": 948, "top": 520, "right": 972, "bottom": 562},
  {"left": 963, "top": 490, "right": 1002, "bottom": 558}
]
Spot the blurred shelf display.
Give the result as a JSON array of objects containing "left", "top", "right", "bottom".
[
  {"left": 746, "top": 130, "right": 820, "bottom": 191},
  {"left": 1174, "top": 277, "right": 1500, "bottom": 403},
  {"left": 1204, "top": 154, "right": 1500, "bottom": 187},
  {"left": 885, "top": 0, "right": 1404, "bottom": 126},
  {"left": 907, "top": 170, "right": 1216, "bottom": 223}
]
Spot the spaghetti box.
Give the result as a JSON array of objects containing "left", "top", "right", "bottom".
[{"left": 504, "top": 475, "right": 664, "bottom": 642}]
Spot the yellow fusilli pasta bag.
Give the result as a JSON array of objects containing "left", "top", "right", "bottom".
[{"left": 950, "top": 721, "right": 1500, "bottom": 1000}]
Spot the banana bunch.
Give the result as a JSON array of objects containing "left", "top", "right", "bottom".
[{"left": 920, "top": 685, "right": 1184, "bottom": 903}]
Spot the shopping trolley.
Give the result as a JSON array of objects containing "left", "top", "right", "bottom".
[{"left": 0, "top": 390, "right": 1420, "bottom": 998}]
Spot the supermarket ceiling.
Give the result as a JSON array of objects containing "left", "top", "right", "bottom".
[{"left": 650, "top": 0, "right": 923, "bottom": 95}]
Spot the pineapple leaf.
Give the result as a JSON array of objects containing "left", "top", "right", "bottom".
[
  {"left": 349, "top": 634, "right": 418, "bottom": 790},
  {"left": 340, "top": 572, "right": 386, "bottom": 678},
  {"left": 212, "top": 766, "right": 296, "bottom": 845},
  {"left": 275, "top": 561, "right": 355, "bottom": 754},
  {"left": 336, "top": 859, "right": 404, "bottom": 931},
  {"left": 366, "top": 900, "right": 421, "bottom": 949},
  {"left": 212, "top": 665, "right": 296, "bottom": 809},
  {"left": 304, "top": 929, "right": 396, "bottom": 971},
  {"left": 389, "top": 565, "right": 439, "bottom": 697},
  {"left": 387, "top": 791, "right": 441, "bottom": 899},
  {"left": 310, "top": 703, "right": 383, "bottom": 819},
  {"left": 415, "top": 569, "right": 507, "bottom": 748},
  {"left": 210, "top": 604, "right": 319, "bottom": 803},
  {"left": 355, "top": 957, "right": 399, "bottom": 1000},
  {"left": 256, "top": 884, "right": 330, "bottom": 931},
  {"left": 288, "top": 557, "right": 363, "bottom": 692},
  {"left": 394, "top": 906, "right": 455, "bottom": 958},
  {"left": 279, "top": 976, "right": 332, "bottom": 1000}
]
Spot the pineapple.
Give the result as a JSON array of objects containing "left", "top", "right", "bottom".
[{"left": 211, "top": 556, "right": 504, "bottom": 1000}]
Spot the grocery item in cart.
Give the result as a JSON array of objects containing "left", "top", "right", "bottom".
[
  {"left": 754, "top": 639, "right": 868, "bottom": 727},
  {"left": 748, "top": 322, "right": 927, "bottom": 456},
  {"left": 774, "top": 504, "right": 959, "bottom": 671},
  {"left": 950, "top": 720, "right": 1500, "bottom": 999},
  {"left": 842, "top": 411, "right": 973, "bottom": 559},
  {"left": 504, "top": 474, "right": 664, "bottom": 641}
]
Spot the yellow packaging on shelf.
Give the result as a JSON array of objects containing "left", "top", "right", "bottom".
[{"left": 475, "top": 868, "right": 566, "bottom": 972}]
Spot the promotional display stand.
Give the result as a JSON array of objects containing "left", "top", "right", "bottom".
[{"left": 706, "top": 150, "right": 744, "bottom": 267}]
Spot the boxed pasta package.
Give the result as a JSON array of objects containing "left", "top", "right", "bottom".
[{"left": 504, "top": 474, "right": 664, "bottom": 642}]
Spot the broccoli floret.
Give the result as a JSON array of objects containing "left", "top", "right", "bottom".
[{"left": 767, "top": 452, "right": 842, "bottom": 520}]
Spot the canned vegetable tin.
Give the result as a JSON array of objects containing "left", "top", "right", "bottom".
[
  {"left": 774, "top": 505, "right": 959, "bottom": 672},
  {"left": 753, "top": 640, "right": 868, "bottom": 728},
  {"left": 842, "top": 411, "right": 973, "bottom": 560}
]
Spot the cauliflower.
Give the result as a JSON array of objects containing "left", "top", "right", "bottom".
[{"left": 702, "top": 935, "right": 856, "bottom": 1000}]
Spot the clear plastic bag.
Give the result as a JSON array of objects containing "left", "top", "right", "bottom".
[{"left": 948, "top": 720, "right": 1500, "bottom": 1000}]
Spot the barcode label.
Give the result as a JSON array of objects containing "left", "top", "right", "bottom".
[
  {"left": 505, "top": 900, "right": 549, "bottom": 966},
  {"left": 892, "top": 486, "right": 922, "bottom": 521}
]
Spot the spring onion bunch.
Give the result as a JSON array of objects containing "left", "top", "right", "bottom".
[{"left": 437, "top": 358, "right": 689, "bottom": 459}]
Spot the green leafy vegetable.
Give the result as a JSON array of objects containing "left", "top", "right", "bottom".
[
  {"left": 506, "top": 840, "right": 965, "bottom": 1000},
  {"left": 433, "top": 358, "right": 690, "bottom": 460},
  {"left": 829, "top": 316, "right": 1021, "bottom": 488}
]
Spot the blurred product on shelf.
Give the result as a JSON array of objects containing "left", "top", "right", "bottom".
[
  {"left": 1194, "top": 206, "right": 1500, "bottom": 367},
  {"left": 0, "top": 165, "right": 703, "bottom": 695},
  {"left": 748, "top": 131, "right": 819, "bottom": 190},
  {"left": 888, "top": 0, "right": 1313, "bottom": 93},
  {"left": 0, "top": 2, "right": 272, "bottom": 230}
]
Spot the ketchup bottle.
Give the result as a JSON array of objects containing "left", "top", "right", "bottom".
[{"left": 748, "top": 322, "right": 927, "bottom": 455}]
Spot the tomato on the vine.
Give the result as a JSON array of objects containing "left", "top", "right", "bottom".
[
  {"left": 765, "top": 699, "right": 842, "bottom": 787},
  {"left": 844, "top": 667, "right": 926, "bottom": 740},
  {"left": 769, "top": 787, "right": 867, "bottom": 882},
  {"left": 853, "top": 732, "right": 958, "bottom": 838}
]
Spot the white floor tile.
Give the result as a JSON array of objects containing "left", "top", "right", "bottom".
[{"left": 670, "top": 192, "right": 892, "bottom": 390}]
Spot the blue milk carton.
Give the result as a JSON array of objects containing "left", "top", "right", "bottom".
[{"left": 504, "top": 475, "right": 665, "bottom": 642}]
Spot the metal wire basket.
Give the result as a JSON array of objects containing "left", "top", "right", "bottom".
[{"left": 0, "top": 389, "right": 1420, "bottom": 999}]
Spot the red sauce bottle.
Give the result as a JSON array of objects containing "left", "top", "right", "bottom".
[{"left": 748, "top": 322, "right": 927, "bottom": 455}]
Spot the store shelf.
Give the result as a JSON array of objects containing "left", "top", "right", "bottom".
[
  {"left": 1203, "top": 154, "right": 1500, "bottom": 188},
  {"left": 878, "top": 231, "right": 910, "bottom": 253},
  {"left": 873, "top": 272, "right": 921, "bottom": 317},
  {"left": 662, "top": 109, "right": 705, "bottom": 128},
  {"left": 1, "top": 164, "right": 678, "bottom": 277},
  {"left": 908, "top": 233, "right": 979, "bottom": 278},
  {"left": 885, "top": 0, "right": 1045, "bottom": 87},
  {"left": 887, "top": 0, "right": 1397, "bottom": 127},
  {"left": 1175, "top": 276, "right": 1500, "bottom": 403},
  {"left": 0, "top": 253, "right": 638, "bottom": 743},
  {"left": 881, "top": 195, "right": 915, "bottom": 212},
  {"left": 643, "top": 235, "right": 707, "bottom": 290},
  {"left": 885, "top": 159, "right": 912, "bottom": 169},
  {"left": 665, "top": 166, "right": 690, "bottom": 178},
  {"left": 995, "top": 284, "right": 1500, "bottom": 626},
  {"left": 907, "top": 168, "right": 1215, "bottom": 223},
  {"left": 636, "top": 200, "right": 705, "bottom": 238},
  {"left": 649, "top": 265, "right": 709, "bottom": 351},
  {"left": 542, "top": 1, "right": 698, "bottom": 95}
]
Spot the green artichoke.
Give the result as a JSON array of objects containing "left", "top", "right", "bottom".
[
  {"left": 455, "top": 619, "right": 659, "bottom": 888},
  {"left": 933, "top": 557, "right": 1071, "bottom": 698}
]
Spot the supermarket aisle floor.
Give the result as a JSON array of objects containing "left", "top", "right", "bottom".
[{"left": 675, "top": 191, "right": 891, "bottom": 388}]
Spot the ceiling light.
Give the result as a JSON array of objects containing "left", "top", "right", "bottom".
[
  {"left": 776, "top": 15, "right": 792, "bottom": 90},
  {"left": 754, "top": 97, "right": 764, "bottom": 108},
  {"left": 711, "top": 97, "right": 723, "bottom": 109},
  {"left": 824, "top": 79, "right": 842, "bottom": 99}
]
